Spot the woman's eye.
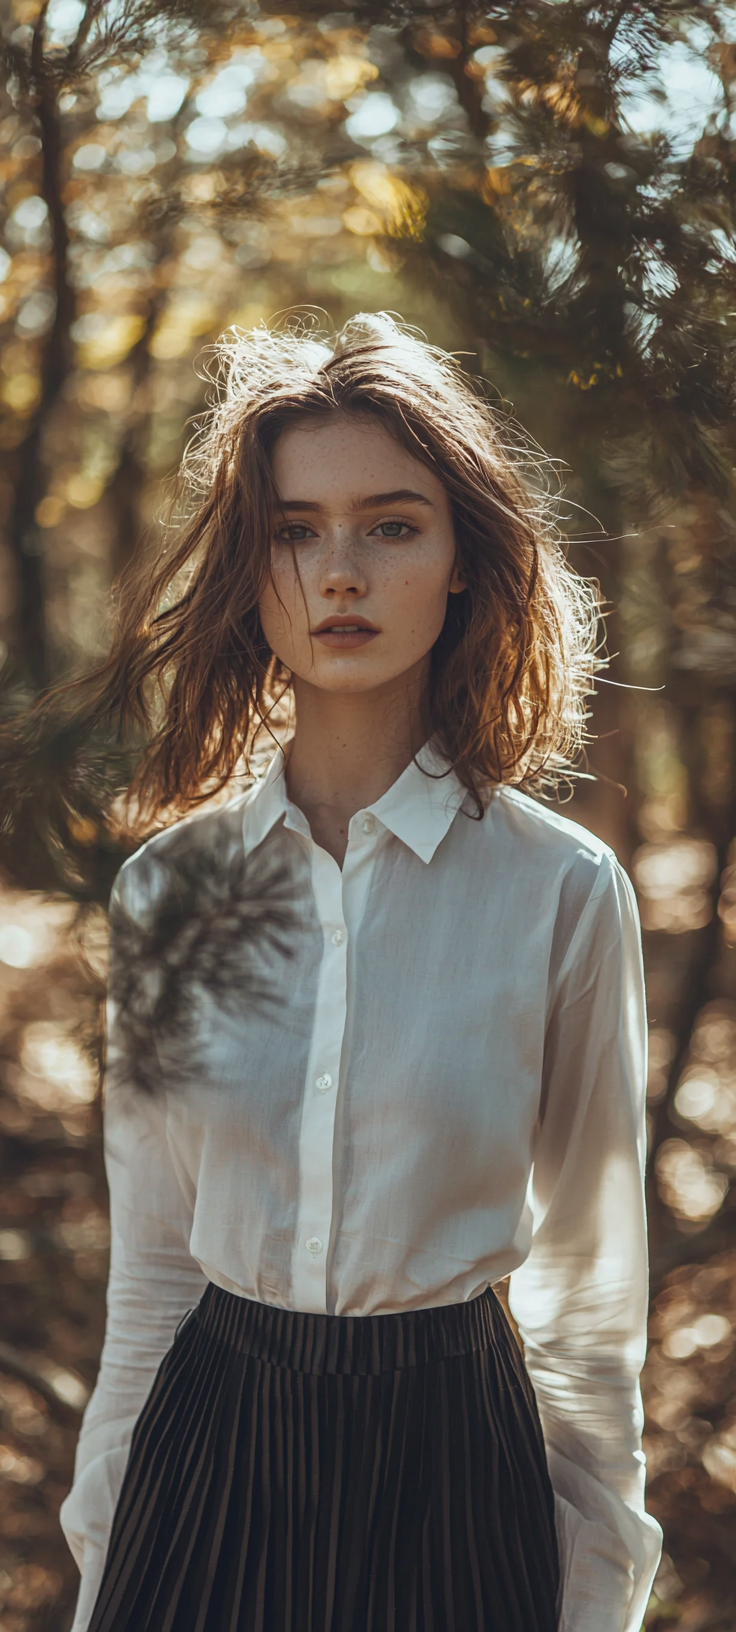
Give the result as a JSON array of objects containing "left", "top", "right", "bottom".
[
  {"left": 371, "top": 519, "right": 418, "bottom": 539},
  {"left": 274, "top": 524, "right": 315, "bottom": 543}
]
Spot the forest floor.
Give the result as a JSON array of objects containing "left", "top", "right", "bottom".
[{"left": 0, "top": 884, "right": 735, "bottom": 1632}]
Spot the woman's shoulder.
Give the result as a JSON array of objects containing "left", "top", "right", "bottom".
[
  {"left": 485, "top": 785, "right": 628, "bottom": 901},
  {"left": 484, "top": 788, "right": 639, "bottom": 949},
  {"left": 489, "top": 784, "right": 612, "bottom": 856},
  {"left": 111, "top": 787, "right": 254, "bottom": 913}
]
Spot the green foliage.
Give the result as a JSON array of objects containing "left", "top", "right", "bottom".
[{"left": 408, "top": 3, "right": 736, "bottom": 516}]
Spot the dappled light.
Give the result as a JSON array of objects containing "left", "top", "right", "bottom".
[{"left": 0, "top": 0, "right": 735, "bottom": 1627}]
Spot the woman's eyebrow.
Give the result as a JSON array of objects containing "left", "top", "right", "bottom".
[
  {"left": 278, "top": 489, "right": 434, "bottom": 513},
  {"left": 354, "top": 489, "right": 434, "bottom": 510}
]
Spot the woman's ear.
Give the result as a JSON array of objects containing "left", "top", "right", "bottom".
[{"left": 448, "top": 562, "right": 467, "bottom": 594}]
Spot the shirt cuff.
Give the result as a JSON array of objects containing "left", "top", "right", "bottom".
[
  {"left": 550, "top": 1451, "right": 662, "bottom": 1632},
  {"left": 68, "top": 1538, "right": 108, "bottom": 1632}
]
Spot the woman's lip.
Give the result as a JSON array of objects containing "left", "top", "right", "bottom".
[{"left": 312, "top": 628, "right": 379, "bottom": 649}]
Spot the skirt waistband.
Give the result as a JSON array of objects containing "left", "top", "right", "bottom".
[{"left": 194, "top": 1282, "right": 504, "bottom": 1375}]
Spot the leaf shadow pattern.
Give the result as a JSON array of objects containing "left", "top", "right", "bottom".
[{"left": 108, "top": 844, "right": 297, "bottom": 1099}]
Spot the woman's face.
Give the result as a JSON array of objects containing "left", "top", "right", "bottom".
[{"left": 258, "top": 412, "right": 465, "bottom": 699}]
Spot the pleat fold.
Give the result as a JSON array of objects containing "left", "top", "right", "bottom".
[{"left": 86, "top": 1285, "right": 559, "bottom": 1632}]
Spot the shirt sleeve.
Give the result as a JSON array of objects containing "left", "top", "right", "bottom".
[
  {"left": 508, "top": 852, "right": 662, "bottom": 1632},
  {"left": 59, "top": 861, "right": 208, "bottom": 1630}
]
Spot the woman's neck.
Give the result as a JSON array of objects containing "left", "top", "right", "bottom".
[{"left": 285, "top": 669, "right": 427, "bottom": 866}]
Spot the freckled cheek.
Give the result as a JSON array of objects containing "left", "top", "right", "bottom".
[
  {"left": 265, "top": 561, "right": 313, "bottom": 622},
  {"left": 387, "top": 568, "right": 447, "bottom": 631},
  {"left": 259, "top": 575, "right": 314, "bottom": 661}
]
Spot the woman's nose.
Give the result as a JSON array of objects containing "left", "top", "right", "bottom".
[{"left": 319, "top": 531, "right": 367, "bottom": 596}]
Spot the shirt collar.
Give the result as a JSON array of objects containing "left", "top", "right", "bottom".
[
  {"left": 366, "top": 741, "right": 467, "bottom": 863},
  {"left": 243, "top": 739, "right": 467, "bottom": 865}
]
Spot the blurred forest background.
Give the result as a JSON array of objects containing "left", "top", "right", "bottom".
[{"left": 0, "top": 0, "right": 735, "bottom": 1627}]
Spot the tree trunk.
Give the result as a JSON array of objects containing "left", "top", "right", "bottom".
[{"left": 6, "top": 27, "right": 74, "bottom": 687}]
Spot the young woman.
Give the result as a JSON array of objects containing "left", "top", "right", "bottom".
[{"left": 60, "top": 313, "right": 662, "bottom": 1632}]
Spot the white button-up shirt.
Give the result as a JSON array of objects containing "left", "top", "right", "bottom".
[{"left": 61, "top": 743, "right": 662, "bottom": 1631}]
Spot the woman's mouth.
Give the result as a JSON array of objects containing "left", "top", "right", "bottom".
[{"left": 311, "top": 620, "right": 379, "bottom": 650}]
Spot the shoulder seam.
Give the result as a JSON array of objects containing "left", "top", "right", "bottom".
[
  {"left": 492, "top": 786, "right": 618, "bottom": 862},
  {"left": 550, "top": 850, "right": 627, "bottom": 999}
]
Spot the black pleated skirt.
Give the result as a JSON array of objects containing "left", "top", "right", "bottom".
[{"left": 87, "top": 1283, "right": 559, "bottom": 1632}]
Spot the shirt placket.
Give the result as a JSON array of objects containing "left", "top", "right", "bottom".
[{"left": 291, "top": 842, "right": 349, "bottom": 1313}]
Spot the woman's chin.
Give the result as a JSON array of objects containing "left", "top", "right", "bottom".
[{"left": 293, "top": 658, "right": 424, "bottom": 698}]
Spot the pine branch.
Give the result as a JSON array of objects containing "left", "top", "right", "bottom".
[{"left": 0, "top": 701, "right": 140, "bottom": 904}]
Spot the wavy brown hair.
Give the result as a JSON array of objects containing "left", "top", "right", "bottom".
[{"left": 78, "top": 311, "right": 601, "bottom": 822}]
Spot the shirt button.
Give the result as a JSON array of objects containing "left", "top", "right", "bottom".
[
  {"left": 331, "top": 929, "right": 345, "bottom": 947},
  {"left": 361, "top": 814, "right": 376, "bottom": 836},
  {"left": 315, "top": 1073, "right": 333, "bottom": 1093},
  {"left": 306, "top": 1236, "right": 323, "bottom": 1256}
]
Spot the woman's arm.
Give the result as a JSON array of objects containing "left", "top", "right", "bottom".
[
  {"left": 59, "top": 863, "right": 208, "bottom": 1629},
  {"left": 508, "top": 853, "right": 663, "bottom": 1632}
]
